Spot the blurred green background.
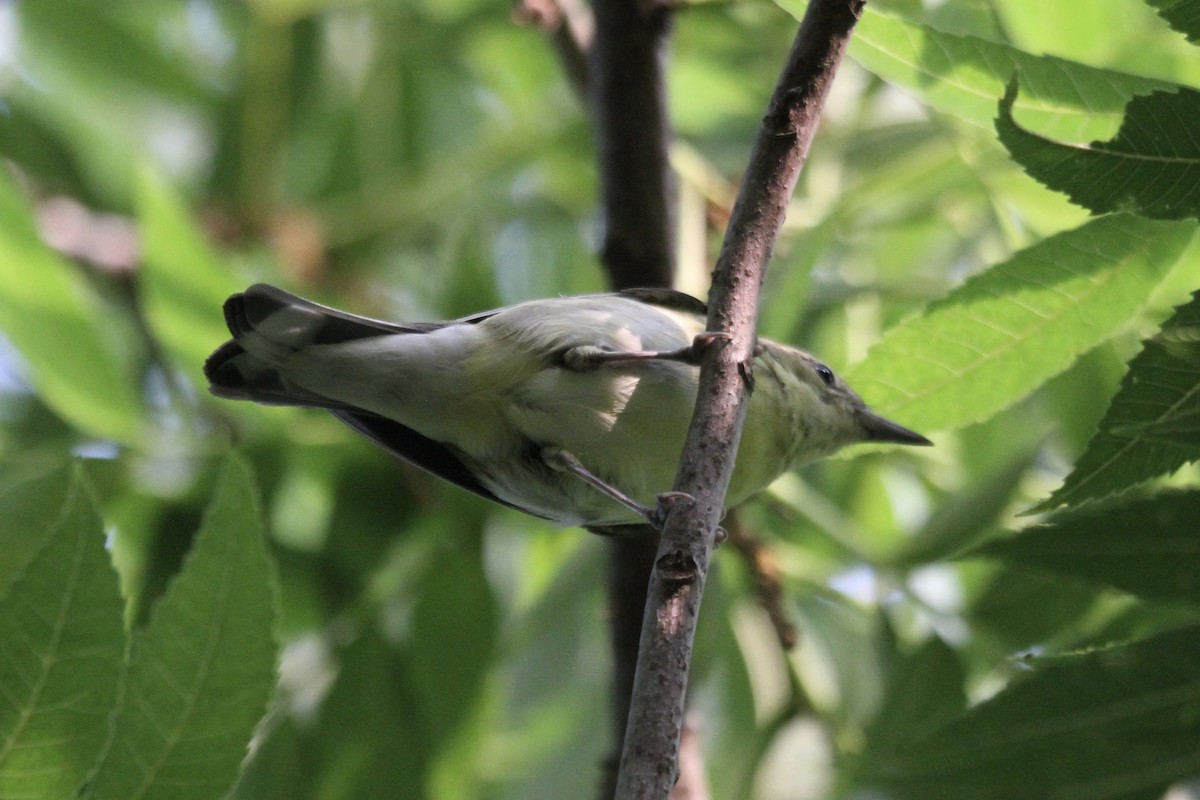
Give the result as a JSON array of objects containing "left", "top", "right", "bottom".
[{"left": 1, "top": 0, "right": 1198, "bottom": 798}]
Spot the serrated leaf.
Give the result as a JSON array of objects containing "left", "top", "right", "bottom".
[
  {"left": 844, "top": 214, "right": 1195, "bottom": 433},
  {"left": 1145, "top": 0, "right": 1200, "bottom": 43},
  {"left": 835, "top": 8, "right": 1170, "bottom": 139},
  {"left": 973, "top": 490, "right": 1200, "bottom": 606},
  {"left": 0, "top": 172, "right": 142, "bottom": 441},
  {"left": 89, "top": 455, "right": 278, "bottom": 800},
  {"left": 1035, "top": 291, "right": 1200, "bottom": 511},
  {"left": 0, "top": 468, "right": 125, "bottom": 800},
  {"left": 137, "top": 168, "right": 245, "bottom": 390},
  {"left": 859, "top": 625, "right": 1200, "bottom": 800},
  {"left": 997, "top": 81, "right": 1200, "bottom": 220}
]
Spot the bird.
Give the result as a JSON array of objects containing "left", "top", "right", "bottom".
[{"left": 204, "top": 284, "right": 930, "bottom": 528}]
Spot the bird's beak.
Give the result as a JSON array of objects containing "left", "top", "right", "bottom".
[{"left": 857, "top": 409, "right": 932, "bottom": 446}]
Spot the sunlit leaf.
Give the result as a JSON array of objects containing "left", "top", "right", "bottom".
[
  {"left": 89, "top": 455, "right": 277, "bottom": 800},
  {"left": 857, "top": 625, "right": 1200, "bottom": 800},
  {"left": 838, "top": 8, "right": 1170, "bottom": 139},
  {"left": 845, "top": 214, "right": 1195, "bottom": 433},
  {"left": 0, "top": 468, "right": 124, "bottom": 800},
  {"left": 1145, "top": 0, "right": 1200, "bottom": 42},
  {"left": 973, "top": 490, "right": 1200, "bottom": 606},
  {"left": 997, "top": 82, "right": 1200, "bottom": 220},
  {"left": 0, "top": 173, "right": 142, "bottom": 441},
  {"left": 1035, "top": 291, "right": 1200, "bottom": 511}
]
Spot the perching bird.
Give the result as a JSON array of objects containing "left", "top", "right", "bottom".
[{"left": 204, "top": 285, "right": 930, "bottom": 528}]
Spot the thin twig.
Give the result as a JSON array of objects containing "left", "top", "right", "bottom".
[
  {"left": 512, "top": 0, "right": 593, "bottom": 96},
  {"left": 725, "top": 512, "right": 799, "bottom": 650},
  {"left": 613, "top": 2, "right": 867, "bottom": 797}
]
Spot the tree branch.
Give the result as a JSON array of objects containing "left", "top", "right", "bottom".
[
  {"left": 588, "top": 0, "right": 675, "bottom": 291},
  {"left": 613, "top": 2, "right": 866, "bottom": 797},
  {"left": 580, "top": 0, "right": 678, "bottom": 798}
]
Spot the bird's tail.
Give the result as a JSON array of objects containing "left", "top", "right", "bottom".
[{"left": 204, "top": 284, "right": 413, "bottom": 408}]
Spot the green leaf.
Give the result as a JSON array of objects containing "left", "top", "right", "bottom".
[
  {"left": 973, "top": 490, "right": 1200, "bottom": 606},
  {"left": 1145, "top": 0, "right": 1200, "bottom": 43},
  {"left": 89, "top": 455, "right": 278, "bottom": 800},
  {"left": 291, "top": 630, "right": 427, "bottom": 800},
  {"left": 136, "top": 167, "right": 245, "bottom": 389},
  {"left": 0, "top": 467, "right": 125, "bottom": 800},
  {"left": 844, "top": 214, "right": 1195, "bottom": 433},
  {"left": 858, "top": 626, "right": 1200, "bottom": 800},
  {"left": 0, "top": 458, "right": 74, "bottom": 591},
  {"left": 1036, "top": 291, "right": 1200, "bottom": 510},
  {"left": 840, "top": 8, "right": 1170, "bottom": 139},
  {"left": 997, "top": 81, "right": 1200, "bottom": 220},
  {"left": 892, "top": 447, "right": 1037, "bottom": 567},
  {"left": 0, "top": 172, "right": 142, "bottom": 441},
  {"left": 405, "top": 520, "right": 494, "bottom": 758},
  {"left": 859, "top": 637, "right": 966, "bottom": 765}
]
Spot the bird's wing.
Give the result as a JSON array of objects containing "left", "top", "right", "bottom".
[
  {"left": 206, "top": 284, "right": 505, "bottom": 406},
  {"left": 227, "top": 283, "right": 457, "bottom": 341},
  {"left": 616, "top": 288, "right": 708, "bottom": 317},
  {"left": 331, "top": 410, "right": 545, "bottom": 517}
]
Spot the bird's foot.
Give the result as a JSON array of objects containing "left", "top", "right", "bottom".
[{"left": 559, "top": 331, "right": 737, "bottom": 371}]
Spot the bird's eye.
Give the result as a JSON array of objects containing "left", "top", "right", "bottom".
[{"left": 815, "top": 363, "right": 835, "bottom": 386}]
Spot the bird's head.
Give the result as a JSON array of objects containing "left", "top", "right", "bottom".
[{"left": 757, "top": 341, "right": 932, "bottom": 460}]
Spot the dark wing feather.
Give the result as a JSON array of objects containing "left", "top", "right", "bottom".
[
  {"left": 617, "top": 288, "right": 707, "bottom": 316},
  {"left": 331, "top": 410, "right": 547, "bottom": 519},
  {"left": 230, "top": 283, "right": 449, "bottom": 341}
]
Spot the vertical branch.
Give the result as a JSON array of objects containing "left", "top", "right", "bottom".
[
  {"left": 582, "top": 0, "right": 676, "bottom": 797},
  {"left": 614, "top": 2, "right": 866, "bottom": 798},
  {"left": 589, "top": 0, "right": 675, "bottom": 291}
]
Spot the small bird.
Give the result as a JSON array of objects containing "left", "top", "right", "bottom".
[{"left": 205, "top": 285, "right": 930, "bottom": 528}]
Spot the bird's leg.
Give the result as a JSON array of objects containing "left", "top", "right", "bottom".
[
  {"left": 562, "top": 331, "right": 757, "bottom": 371},
  {"left": 541, "top": 446, "right": 693, "bottom": 528}
]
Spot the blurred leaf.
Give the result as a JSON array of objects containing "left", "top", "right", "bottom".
[
  {"left": 973, "top": 490, "right": 1200, "bottom": 606},
  {"left": 690, "top": 572, "right": 761, "bottom": 800},
  {"left": 227, "top": 714, "right": 306, "bottom": 800},
  {"left": 859, "top": 625, "right": 1200, "bottom": 800},
  {"left": 300, "top": 629, "right": 428, "bottom": 800},
  {"left": 0, "top": 467, "right": 124, "bottom": 800},
  {"left": 793, "top": 596, "right": 889, "bottom": 730},
  {"left": 893, "top": 447, "right": 1036, "bottom": 567},
  {"left": 0, "top": 173, "right": 142, "bottom": 441},
  {"left": 17, "top": 2, "right": 208, "bottom": 104},
  {"left": 11, "top": 3, "right": 215, "bottom": 206},
  {"left": 969, "top": 567, "right": 1100, "bottom": 651},
  {"left": 1145, "top": 0, "right": 1200, "bottom": 42},
  {"left": 405, "top": 527, "right": 497, "bottom": 750},
  {"left": 845, "top": 214, "right": 1195, "bottom": 433},
  {"left": 89, "top": 455, "right": 277, "bottom": 800},
  {"left": 137, "top": 167, "right": 244, "bottom": 388},
  {"left": 0, "top": 112, "right": 90, "bottom": 198},
  {"left": 1036, "top": 290, "right": 1200, "bottom": 511},
  {"left": 838, "top": 7, "right": 1170, "bottom": 139},
  {"left": 858, "top": 637, "right": 966, "bottom": 765},
  {"left": 998, "top": 82, "right": 1200, "bottom": 220}
]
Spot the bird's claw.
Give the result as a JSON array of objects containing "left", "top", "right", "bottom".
[{"left": 643, "top": 490, "right": 695, "bottom": 528}]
